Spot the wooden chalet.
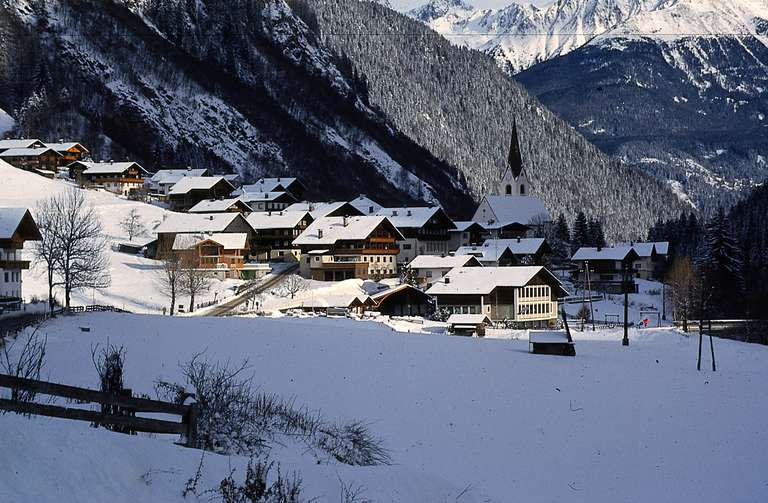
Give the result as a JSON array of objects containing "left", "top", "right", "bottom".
[
  {"left": 0, "top": 147, "right": 63, "bottom": 175},
  {"left": 152, "top": 212, "right": 254, "bottom": 258},
  {"left": 426, "top": 266, "right": 569, "bottom": 328},
  {"left": 172, "top": 233, "right": 250, "bottom": 279},
  {"left": 167, "top": 176, "right": 235, "bottom": 211},
  {"left": 571, "top": 246, "right": 641, "bottom": 294},
  {"left": 293, "top": 215, "right": 403, "bottom": 281},
  {"left": 447, "top": 314, "right": 492, "bottom": 337},
  {"left": 246, "top": 210, "right": 314, "bottom": 262},
  {"left": 239, "top": 191, "right": 296, "bottom": 212},
  {"left": 0, "top": 208, "right": 41, "bottom": 308},
  {"left": 69, "top": 161, "right": 148, "bottom": 196},
  {"left": 285, "top": 201, "right": 363, "bottom": 219},
  {"left": 457, "top": 238, "right": 552, "bottom": 266},
  {"left": 349, "top": 194, "right": 383, "bottom": 215},
  {"left": 374, "top": 207, "right": 456, "bottom": 264},
  {"left": 447, "top": 221, "right": 485, "bottom": 250},
  {"left": 407, "top": 254, "right": 482, "bottom": 286},
  {"left": 146, "top": 168, "right": 210, "bottom": 195},
  {"left": 370, "top": 283, "right": 433, "bottom": 317},
  {"left": 44, "top": 141, "right": 89, "bottom": 164},
  {"left": 241, "top": 177, "right": 307, "bottom": 200}
]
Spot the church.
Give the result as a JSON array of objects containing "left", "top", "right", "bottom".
[{"left": 472, "top": 121, "right": 550, "bottom": 237}]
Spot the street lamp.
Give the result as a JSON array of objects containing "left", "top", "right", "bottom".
[{"left": 622, "top": 260, "right": 630, "bottom": 346}]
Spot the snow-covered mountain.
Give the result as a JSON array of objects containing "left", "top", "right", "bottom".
[{"left": 409, "top": 0, "right": 768, "bottom": 212}]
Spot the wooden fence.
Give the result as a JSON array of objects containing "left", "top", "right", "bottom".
[
  {"left": 0, "top": 374, "right": 199, "bottom": 447},
  {"left": 675, "top": 319, "right": 768, "bottom": 345}
]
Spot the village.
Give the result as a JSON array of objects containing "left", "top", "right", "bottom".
[{"left": 0, "top": 128, "right": 675, "bottom": 343}]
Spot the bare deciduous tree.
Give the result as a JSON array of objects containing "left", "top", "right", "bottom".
[
  {"left": 181, "top": 250, "right": 212, "bottom": 313},
  {"left": 668, "top": 256, "right": 700, "bottom": 332},
  {"left": 120, "top": 208, "right": 147, "bottom": 242},
  {"left": 52, "top": 189, "right": 111, "bottom": 308},
  {"left": 277, "top": 275, "right": 306, "bottom": 300},
  {"left": 34, "top": 197, "right": 63, "bottom": 310},
  {"left": 156, "top": 253, "right": 183, "bottom": 315},
  {"left": 1, "top": 325, "right": 47, "bottom": 403}
]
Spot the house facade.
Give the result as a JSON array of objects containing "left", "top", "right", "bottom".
[
  {"left": 167, "top": 176, "right": 235, "bottom": 211},
  {"left": 571, "top": 246, "right": 641, "bottom": 293},
  {"left": 407, "top": 254, "right": 482, "bottom": 286},
  {"left": 241, "top": 177, "right": 307, "bottom": 200},
  {"left": 447, "top": 221, "right": 485, "bottom": 250},
  {"left": 239, "top": 191, "right": 296, "bottom": 212},
  {"left": 69, "top": 161, "right": 148, "bottom": 196},
  {"left": 426, "top": 266, "right": 569, "bottom": 328},
  {"left": 246, "top": 210, "right": 314, "bottom": 262},
  {"left": 146, "top": 168, "right": 209, "bottom": 195},
  {"left": 374, "top": 207, "right": 456, "bottom": 264},
  {"left": 618, "top": 242, "right": 669, "bottom": 280},
  {"left": 0, "top": 147, "right": 63, "bottom": 174},
  {"left": 152, "top": 212, "right": 254, "bottom": 257},
  {"left": 188, "top": 198, "right": 252, "bottom": 214},
  {"left": 44, "top": 142, "right": 89, "bottom": 164},
  {"left": 172, "top": 233, "right": 250, "bottom": 279},
  {"left": 0, "top": 208, "right": 41, "bottom": 309},
  {"left": 293, "top": 216, "right": 402, "bottom": 281}
]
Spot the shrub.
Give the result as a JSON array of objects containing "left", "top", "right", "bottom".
[{"left": 0, "top": 326, "right": 47, "bottom": 403}]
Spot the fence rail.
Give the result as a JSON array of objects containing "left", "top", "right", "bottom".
[{"left": 0, "top": 374, "right": 198, "bottom": 447}]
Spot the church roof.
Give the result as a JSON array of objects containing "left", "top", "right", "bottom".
[{"left": 507, "top": 120, "right": 524, "bottom": 179}]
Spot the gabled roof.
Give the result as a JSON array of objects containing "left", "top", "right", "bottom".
[
  {"left": 188, "top": 198, "right": 252, "bottom": 213},
  {"left": 172, "top": 232, "right": 249, "bottom": 251},
  {"left": 447, "top": 314, "right": 491, "bottom": 326},
  {"left": 149, "top": 168, "right": 208, "bottom": 184},
  {"left": 154, "top": 212, "right": 244, "bottom": 234},
  {"left": 474, "top": 195, "right": 550, "bottom": 226},
  {"left": 451, "top": 221, "right": 485, "bottom": 232},
  {"left": 168, "top": 176, "right": 232, "bottom": 195},
  {"left": 239, "top": 191, "right": 296, "bottom": 204},
  {"left": 0, "top": 147, "right": 61, "bottom": 158},
  {"left": 0, "top": 207, "right": 41, "bottom": 241},
  {"left": 246, "top": 210, "right": 312, "bottom": 230},
  {"left": 370, "top": 283, "right": 431, "bottom": 304},
  {"left": 616, "top": 242, "right": 670, "bottom": 257},
  {"left": 426, "top": 266, "right": 568, "bottom": 297},
  {"left": 0, "top": 139, "right": 44, "bottom": 150},
  {"left": 44, "top": 142, "right": 89, "bottom": 153},
  {"left": 293, "top": 216, "right": 404, "bottom": 246},
  {"left": 241, "top": 177, "right": 303, "bottom": 194},
  {"left": 454, "top": 245, "right": 513, "bottom": 263},
  {"left": 349, "top": 195, "right": 383, "bottom": 215},
  {"left": 374, "top": 207, "right": 456, "bottom": 230},
  {"left": 285, "top": 201, "right": 362, "bottom": 219},
  {"left": 408, "top": 254, "right": 481, "bottom": 270},
  {"left": 481, "top": 238, "right": 550, "bottom": 256},
  {"left": 76, "top": 161, "right": 147, "bottom": 175},
  {"left": 571, "top": 246, "right": 639, "bottom": 262}
]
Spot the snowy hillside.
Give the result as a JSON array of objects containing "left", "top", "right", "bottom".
[
  {"left": 0, "top": 161, "right": 240, "bottom": 312},
  {"left": 2, "top": 313, "right": 768, "bottom": 501}
]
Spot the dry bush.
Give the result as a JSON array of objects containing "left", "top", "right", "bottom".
[{"left": 0, "top": 326, "right": 47, "bottom": 403}]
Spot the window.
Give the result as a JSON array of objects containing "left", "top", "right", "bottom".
[
  {"left": 402, "top": 244, "right": 412, "bottom": 250},
  {"left": 505, "top": 184, "right": 512, "bottom": 195},
  {"left": 3, "top": 272, "right": 7, "bottom": 282},
  {"left": 520, "top": 184, "right": 526, "bottom": 195},
  {"left": 426, "top": 271, "right": 433, "bottom": 278}
]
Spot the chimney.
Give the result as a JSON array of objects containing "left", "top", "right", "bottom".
[
  {"left": 343, "top": 216, "right": 348, "bottom": 227},
  {"left": 392, "top": 210, "right": 398, "bottom": 217},
  {"left": 318, "top": 229, "right": 323, "bottom": 239},
  {"left": 444, "top": 277, "right": 450, "bottom": 284},
  {"left": 59, "top": 138, "right": 64, "bottom": 143},
  {"left": 109, "top": 159, "right": 114, "bottom": 164},
  {"left": 407, "top": 210, "right": 412, "bottom": 217},
  {"left": 517, "top": 237, "right": 521, "bottom": 243},
  {"left": 597, "top": 244, "right": 602, "bottom": 251},
  {"left": 369, "top": 206, "right": 374, "bottom": 214},
  {"left": 268, "top": 211, "right": 272, "bottom": 216},
  {"left": 208, "top": 215, "right": 214, "bottom": 221},
  {"left": 187, "top": 166, "right": 191, "bottom": 171},
  {"left": 277, "top": 176, "right": 281, "bottom": 182}
]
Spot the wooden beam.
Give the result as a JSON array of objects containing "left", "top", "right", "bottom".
[
  {"left": 0, "top": 374, "right": 187, "bottom": 415},
  {"left": 0, "top": 399, "right": 186, "bottom": 435}
]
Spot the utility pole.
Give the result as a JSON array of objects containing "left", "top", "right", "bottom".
[
  {"left": 585, "top": 260, "right": 595, "bottom": 331},
  {"left": 661, "top": 281, "right": 666, "bottom": 321},
  {"left": 622, "top": 261, "right": 629, "bottom": 346}
]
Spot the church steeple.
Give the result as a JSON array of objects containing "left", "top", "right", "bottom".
[{"left": 507, "top": 120, "right": 524, "bottom": 179}]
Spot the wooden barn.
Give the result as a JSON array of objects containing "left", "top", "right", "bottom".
[{"left": 371, "top": 284, "right": 434, "bottom": 317}]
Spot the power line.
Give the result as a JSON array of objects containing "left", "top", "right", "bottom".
[{"left": 322, "top": 32, "right": 755, "bottom": 37}]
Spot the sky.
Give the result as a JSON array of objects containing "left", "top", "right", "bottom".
[{"left": 390, "top": 0, "right": 553, "bottom": 11}]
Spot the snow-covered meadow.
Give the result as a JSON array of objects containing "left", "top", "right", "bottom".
[
  {"left": 2, "top": 313, "right": 767, "bottom": 502},
  {"left": 0, "top": 160, "right": 242, "bottom": 313}
]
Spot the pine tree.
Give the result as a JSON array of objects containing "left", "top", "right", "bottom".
[
  {"left": 553, "top": 213, "right": 571, "bottom": 259},
  {"left": 699, "top": 207, "right": 744, "bottom": 317},
  {"left": 572, "top": 211, "right": 590, "bottom": 249}
]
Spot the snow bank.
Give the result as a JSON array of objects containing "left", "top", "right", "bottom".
[{"left": 2, "top": 313, "right": 767, "bottom": 501}]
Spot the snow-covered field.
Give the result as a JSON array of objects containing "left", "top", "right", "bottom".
[
  {"left": 2, "top": 313, "right": 767, "bottom": 502},
  {"left": 0, "top": 160, "right": 243, "bottom": 313}
]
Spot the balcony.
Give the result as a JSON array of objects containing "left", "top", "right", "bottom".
[{"left": 0, "top": 260, "right": 31, "bottom": 270}]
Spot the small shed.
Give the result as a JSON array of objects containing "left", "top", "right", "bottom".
[
  {"left": 371, "top": 284, "right": 433, "bottom": 317},
  {"left": 528, "top": 331, "right": 575, "bottom": 356},
  {"left": 447, "top": 314, "right": 491, "bottom": 337}
]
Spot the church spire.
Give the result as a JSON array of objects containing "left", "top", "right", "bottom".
[{"left": 507, "top": 120, "right": 524, "bottom": 179}]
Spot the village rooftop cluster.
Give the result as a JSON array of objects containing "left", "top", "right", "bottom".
[{"left": 0, "top": 128, "right": 669, "bottom": 331}]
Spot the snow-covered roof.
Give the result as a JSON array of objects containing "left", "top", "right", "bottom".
[
  {"left": 78, "top": 161, "right": 145, "bottom": 175},
  {"left": 617, "top": 242, "right": 670, "bottom": 257},
  {"left": 0, "top": 207, "right": 34, "bottom": 239},
  {"left": 408, "top": 254, "right": 479, "bottom": 270},
  {"left": 370, "top": 283, "right": 426, "bottom": 302},
  {"left": 529, "top": 331, "right": 570, "bottom": 343},
  {"left": 0, "top": 139, "right": 43, "bottom": 150},
  {"left": 154, "top": 212, "right": 243, "bottom": 234},
  {"left": 454, "top": 245, "right": 510, "bottom": 262},
  {"left": 476, "top": 195, "right": 550, "bottom": 225},
  {"left": 188, "top": 198, "right": 250, "bottom": 213},
  {"left": 572, "top": 246, "right": 636, "bottom": 261},
  {"left": 451, "top": 221, "right": 485, "bottom": 232},
  {"left": 168, "top": 176, "right": 229, "bottom": 195},
  {"left": 293, "top": 216, "right": 403, "bottom": 246},
  {"left": 426, "top": 266, "right": 567, "bottom": 296},
  {"left": 239, "top": 191, "right": 295, "bottom": 204},
  {"left": 246, "top": 210, "right": 311, "bottom": 230},
  {"left": 44, "top": 142, "right": 88, "bottom": 153},
  {"left": 241, "top": 177, "right": 299, "bottom": 193},
  {"left": 481, "top": 238, "right": 548, "bottom": 255},
  {"left": 149, "top": 168, "right": 208, "bottom": 184},
  {"left": 446, "top": 314, "right": 491, "bottom": 325},
  {"left": 374, "top": 207, "right": 455, "bottom": 230},
  {"left": 349, "top": 195, "right": 383, "bottom": 215},
  {"left": 0, "top": 147, "right": 60, "bottom": 157},
  {"left": 172, "top": 232, "right": 248, "bottom": 251},
  {"left": 285, "top": 201, "right": 359, "bottom": 219}
]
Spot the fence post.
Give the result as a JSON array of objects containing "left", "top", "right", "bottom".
[{"left": 185, "top": 402, "right": 199, "bottom": 448}]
